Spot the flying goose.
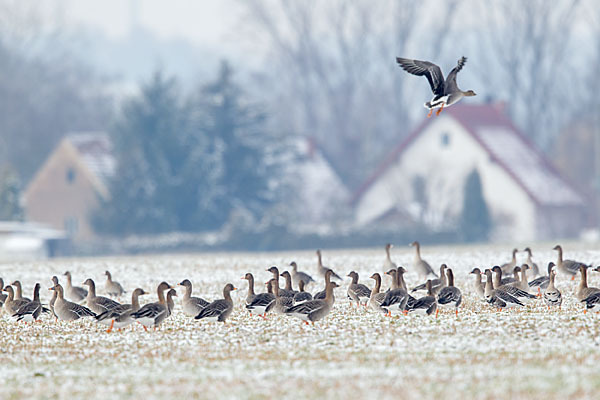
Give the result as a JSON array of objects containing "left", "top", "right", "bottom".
[
  {"left": 63, "top": 271, "right": 87, "bottom": 302},
  {"left": 284, "top": 281, "right": 339, "bottom": 325},
  {"left": 195, "top": 283, "right": 236, "bottom": 323},
  {"left": 104, "top": 271, "right": 126, "bottom": 298},
  {"left": 346, "top": 271, "right": 371, "bottom": 307},
  {"left": 12, "top": 283, "right": 49, "bottom": 322},
  {"left": 469, "top": 268, "right": 485, "bottom": 300},
  {"left": 553, "top": 245, "right": 589, "bottom": 280},
  {"left": 293, "top": 280, "right": 313, "bottom": 304},
  {"left": 408, "top": 280, "right": 437, "bottom": 316},
  {"left": 316, "top": 250, "right": 342, "bottom": 281},
  {"left": 543, "top": 270, "right": 562, "bottom": 310},
  {"left": 409, "top": 241, "right": 437, "bottom": 280},
  {"left": 368, "top": 273, "right": 388, "bottom": 315},
  {"left": 396, "top": 56, "right": 475, "bottom": 117},
  {"left": 528, "top": 262, "right": 555, "bottom": 297},
  {"left": 178, "top": 279, "right": 209, "bottom": 317},
  {"left": 83, "top": 278, "right": 121, "bottom": 318},
  {"left": 2, "top": 286, "right": 29, "bottom": 316},
  {"left": 411, "top": 264, "right": 447, "bottom": 294},
  {"left": 483, "top": 269, "right": 524, "bottom": 311},
  {"left": 10, "top": 281, "right": 31, "bottom": 302},
  {"left": 500, "top": 249, "right": 519, "bottom": 275},
  {"left": 131, "top": 282, "right": 172, "bottom": 330},
  {"left": 246, "top": 281, "right": 275, "bottom": 318},
  {"left": 522, "top": 248, "right": 540, "bottom": 277},
  {"left": 436, "top": 268, "right": 462, "bottom": 316},
  {"left": 49, "top": 284, "right": 96, "bottom": 321},
  {"left": 95, "top": 288, "right": 148, "bottom": 332},
  {"left": 290, "top": 261, "right": 315, "bottom": 288}
]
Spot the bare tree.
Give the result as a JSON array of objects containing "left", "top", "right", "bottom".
[{"left": 477, "top": 0, "right": 582, "bottom": 150}]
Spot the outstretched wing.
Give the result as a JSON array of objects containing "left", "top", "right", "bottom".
[
  {"left": 444, "top": 56, "right": 467, "bottom": 93},
  {"left": 396, "top": 57, "right": 445, "bottom": 96}
]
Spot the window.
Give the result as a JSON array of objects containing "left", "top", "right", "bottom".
[
  {"left": 441, "top": 132, "right": 450, "bottom": 147},
  {"left": 66, "top": 167, "right": 76, "bottom": 184}
]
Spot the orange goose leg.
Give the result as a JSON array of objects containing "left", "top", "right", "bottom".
[
  {"left": 106, "top": 319, "right": 115, "bottom": 333},
  {"left": 427, "top": 109, "right": 433, "bottom": 118},
  {"left": 436, "top": 103, "right": 445, "bottom": 116}
]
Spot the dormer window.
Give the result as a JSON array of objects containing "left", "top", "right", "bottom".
[{"left": 66, "top": 167, "right": 76, "bottom": 184}]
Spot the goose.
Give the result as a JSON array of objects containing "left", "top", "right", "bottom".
[
  {"left": 293, "top": 280, "right": 313, "bottom": 304},
  {"left": 280, "top": 271, "right": 298, "bottom": 296},
  {"left": 316, "top": 250, "right": 342, "bottom": 281},
  {"left": 266, "top": 266, "right": 294, "bottom": 298},
  {"left": 469, "top": 268, "right": 485, "bottom": 300},
  {"left": 0, "top": 278, "right": 7, "bottom": 307},
  {"left": 2, "top": 286, "right": 29, "bottom": 316},
  {"left": 554, "top": 245, "right": 589, "bottom": 280},
  {"left": 483, "top": 269, "right": 524, "bottom": 311},
  {"left": 383, "top": 243, "right": 397, "bottom": 273},
  {"left": 314, "top": 269, "right": 336, "bottom": 300},
  {"left": 517, "top": 264, "right": 531, "bottom": 292},
  {"left": 284, "top": 281, "right": 339, "bottom": 325},
  {"left": 575, "top": 265, "right": 600, "bottom": 302},
  {"left": 195, "top": 283, "right": 236, "bottom": 323},
  {"left": 368, "top": 273, "right": 388, "bottom": 315},
  {"left": 104, "top": 271, "right": 126, "bottom": 298},
  {"left": 500, "top": 249, "right": 519, "bottom": 275},
  {"left": 83, "top": 278, "right": 120, "bottom": 318},
  {"left": 408, "top": 280, "right": 437, "bottom": 316},
  {"left": 242, "top": 273, "right": 257, "bottom": 308},
  {"left": 436, "top": 268, "right": 462, "bottom": 316},
  {"left": 396, "top": 267, "right": 418, "bottom": 309},
  {"left": 50, "top": 284, "right": 96, "bottom": 320},
  {"left": 265, "top": 278, "right": 294, "bottom": 314},
  {"left": 63, "top": 271, "right": 87, "bottom": 302},
  {"left": 492, "top": 267, "right": 536, "bottom": 302},
  {"left": 543, "top": 270, "right": 562, "bottom": 310},
  {"left": 528, "top": 262, "right": 554, "bottom": 297},
  {"left": 290, "top": 261, "right": 315, "bottom": 288},
  {"left": 346, "top": 271, "right": 371, "bottom": 307},
  {"left": 12, "top": 283, "right": 49, "bottom": 322},
  {"left": 380, "top": 268, "right": 410, "bottom": 316},
  {"left": 246, "top": 281, "right": 275, "bottom": 318},
  {"left": 491, "top": 266, "right": 516, "bottom": 287},
  {"left": 95, "top": 288, "right": 148, "bottom": 332},
  {"left": 522, "top": 248, "right": 540, "bottom": 277},
  {"left": 396, "top": 56, "right": 476, "bottom": 117},
  {"left": 178, "top": 279, "right": 209, "bottom": 317},
  {"left": 131, "top": 282, "right": 172, "bottom": 330},
  {"left": 409, "top": 241, "right": 437, "bottom": 280},
  {"left": 411, "top": 264, "right": 447, "bottom": 294},
  {"left": 166, "top": 289, "right": 177, "bottom": 316},
  {"left": 11, "top": 281, "right": 31, "bottom": 302},
  {"left": 49, "top": 276, "right": 59, "bottom": 320}
]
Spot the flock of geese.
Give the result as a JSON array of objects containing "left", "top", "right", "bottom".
[{"left": 1, "top": 242, "right": 599, "bottom": 332}]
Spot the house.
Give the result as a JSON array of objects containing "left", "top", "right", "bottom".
[
  {"left": 23, "top": 133, "right": 115, "bottom": 242},
  {"left": 353, "top": 104, "right": 589, "bottom": 241}
]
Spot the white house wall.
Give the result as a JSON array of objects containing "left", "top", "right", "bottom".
[{"left": 355, "top": 116, "right": 537, "bottom": 241}]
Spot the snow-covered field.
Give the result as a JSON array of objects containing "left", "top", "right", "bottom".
[{"left": 1, "top": 243, "right": 600, "bottom": 399}]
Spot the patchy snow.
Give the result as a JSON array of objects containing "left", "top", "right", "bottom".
[{"left": 0, "top": 243, "right": 599, "bottom": 399}]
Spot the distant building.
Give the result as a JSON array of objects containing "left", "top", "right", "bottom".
[
  {"left": 353, "top": 104, "right": 589, "bottom": 241},
  {"left": 23, "top": 133, "right": 115, "bottom": 242}
]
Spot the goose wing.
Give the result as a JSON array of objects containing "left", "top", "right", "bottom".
[
  {"left": 132, "top": 303, "right": 166, "bottom": 320},
  {"left": 94, "top": 296, "right": 121, "bottom": 313},
  {"left": 528, "top": 276, "right": 549, "bottom": 288},
  {"left": 444, "top": 56, "right": 467, "bottom": 93},
  {"left": 285, "top": 299, "right": 326, "bottom": 315},
  {"left": 96, "top": 303, "right": 132, "bottom": 322},
  {"left": 494, "top": 289, "right": 524, "bottom": 306},
  {"left": 396, "top": 57, "right": 445, "bottom": 96},
  {"left": 437, "top": 287, "right": 461, "bottom": 305},
  {"left": 71, "top": 302, "right": 96, "bottom": 318},
  {"left": 196, "top": 299, "right": 229, "bottom": 319},
  {"left": 247, "top": 293, "right": 275, "bottom": 309},
  {"left": 380, "top": 288, "right": 408, "bottom": 307}
]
